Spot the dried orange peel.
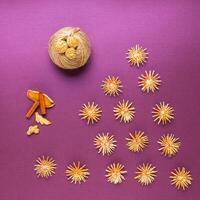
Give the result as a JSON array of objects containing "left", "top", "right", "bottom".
[{"left": 26, "top": 90, "right": 55, "bottom": 118}]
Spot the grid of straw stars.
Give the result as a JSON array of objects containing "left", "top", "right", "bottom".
[{"left": 34, "top": 45, "right": 192, "bottom": 190}]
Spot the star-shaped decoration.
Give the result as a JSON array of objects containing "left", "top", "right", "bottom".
[{"left": 126, "top": 45, "right": 148, "bottom": 67}]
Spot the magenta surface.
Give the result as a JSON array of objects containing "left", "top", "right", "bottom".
[{"left": 0, "top": 1, "right": 200, "bottom": 200}]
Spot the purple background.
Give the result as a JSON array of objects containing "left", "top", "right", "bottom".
[{"left": 0, "top": 1, "right": 200, "bottom": 200}]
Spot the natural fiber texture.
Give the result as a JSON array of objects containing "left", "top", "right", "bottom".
[{"left": 48, "top": 27, "right": 91, "bottom": 70}]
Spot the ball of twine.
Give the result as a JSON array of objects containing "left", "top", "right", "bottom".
[{"left": 48, "top": 27, "right": 91, "bottom": 70}]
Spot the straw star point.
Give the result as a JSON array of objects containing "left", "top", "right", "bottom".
[
  {"left": 126, "top": 45, "right": 148, "bottom": 67},
  {"left": 94, "top": 133, "right": 117, "bottom": 156},
  {"left": 170, "top": 167, "right": 192, "bottom": 190},
  {"left": 126, "top": 131, "right": 149, "bottom": 153},
  {"left": 113, "top": 100, "right": 135, "bottom": 123},
  {"left": 105, "top": 163, "right": 127, "bottom": 184},
  {"left": 135, "top": 163, "right": 157, "bottom": 186},
  {"left": 79, "top": 102, "right": 102, "bottom": 124},
  {"left": 34, "top": 156, "right": 56, "bottom": 178},
  {"left": 101, "top": 76, "right": 122, "bottom": 96},
  {"left": 66, "top": 162, "right": 90, "bottom": 184},
  {"left": 158, "top": 134, "right": 180, "bottom": 157},
  {"left": 138, "top": 70, "right": 161, "bottom": 93},
  {"left": 152, "top": 102, "right": 174, "bottom": 125}
]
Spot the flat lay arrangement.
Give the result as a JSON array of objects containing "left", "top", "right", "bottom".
[
  {"left": 25, "top": 40, "right": 192, "bottom": 190},
  {"left": 1, "top": 1, "right": 199, "bottom": 200}
]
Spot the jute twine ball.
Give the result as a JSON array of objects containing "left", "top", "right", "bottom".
[{"left": 48, "top": 27, "right": 91, "bottom": 70}]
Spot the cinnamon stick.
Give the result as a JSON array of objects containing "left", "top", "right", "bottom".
[
  {"left": 26, "top": 101, "right": 39, "bottom": 118},
  {"left": 39, "top": 92, "right": 46, "bottom": 115}
]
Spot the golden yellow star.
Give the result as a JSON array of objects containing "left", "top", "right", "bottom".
[
  {"left": 158, "top": 134, "right": 180, "bottom": 157},
  {"left": 101, "top": 76, "right": 122, "bottom": 96},
  {"left": 34, "top": 156, "right": 56, "bottom": 178},
  {"left": 126, "top": 131, "right": 149, "bottom": 153},
  {"left": 113, "top": 100, "right": 135, "bottom": 123},
  {"left": 152, "top": 102, "right": 174, "bottom": 125},
  {"left": 170, "top": 167, "right": 192, "bottom": 190},
  {"left": 66, "top": 162, "right": 90, "bottom": 184},
  {"left": 105, "top": 163, "right": 127, "bottom": 184},
  {"left": 135, "top": 163, "right": 157, "bottom": 186},
  {"left": 94, "top": 133, "right": 117, "bottom": 156},
  {"left": 79, "top": 102, "right": 102, "bottom": 124},
  {"left": 126, "top": 45, "right": 148, "bottom": 67},
  {"left": 138, "top": 70, "right": 161, "bottom": 93}
]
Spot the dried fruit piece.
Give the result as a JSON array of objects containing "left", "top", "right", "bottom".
[
  {"left": 35, "top": 112, "right": 51, "bottom": 125},
  {"left": 26, "top": 90, "right": 55, "bottom": 119},
  {"left": 27, "top": 125, "right": 40, "bottom": 136}
]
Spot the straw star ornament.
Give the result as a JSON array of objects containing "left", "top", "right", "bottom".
[
  {"left": 170, "top": 167, "right": 192, "bottom": 190},
  {"left": 79, "top": 102, "right": 102, "bottom": 124},
  {"left": 138, "top": 70, "right": 161, "bottom": 93},
  {"left": 94, "top": 133, "right": 117, "bottom": 156},
  {"left": 135, "top": 163, "right": 157, "bottom": 186},
  {"left": 66, "top": 162, "right": 90, "bottom": 184},
  {"left": 152, "top": 102, "right": 174, "bottom": 125},
  {"left": 101, "top": 76, "right": 122, "bottom": 96},
  {"left": 126, "top": 131, "right": 149, "bottom": 153},
  {"left": 34, "top": 156, "right": 56, "bottom": 178},
  {"left": 127, "top": 45, "right": 148, "bottom": 67},
  {"left": 158, "top": 134, "right": 180, "bottom": 157},
  {"left": 105, "top": 163, "right": 127, "bottom": 184},
  {"left": 113, "top": 100, "right": 135, "bottom": 123}
]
